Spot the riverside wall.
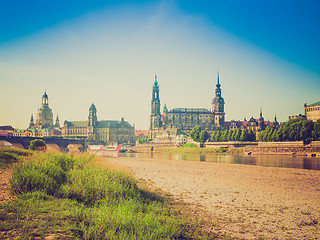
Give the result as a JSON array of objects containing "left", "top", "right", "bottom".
[{"left": 245, "top": 141, "right": 320, "bottom": 156}]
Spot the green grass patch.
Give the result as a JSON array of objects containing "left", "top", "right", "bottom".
[
  {"left": 0, "top": 148, "right": 29, "bottom": 168},
  {"left": 1, "top": 153, "right": 216, "bottom": 239},
  {"left": 167, "top": 146, "right": 231, "bottom": 154}
]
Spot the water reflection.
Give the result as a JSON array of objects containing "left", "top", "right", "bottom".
[{"left": 113, "top": 152, "right": 320, "bottom": 171}]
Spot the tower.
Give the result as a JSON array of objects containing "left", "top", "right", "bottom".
[
  {"left": 88, "top": 103, "right": 97, "bottom": 141},
  {"left": 55, "top": 115, "right": 60, "bottom": 128},
  {"left": 150, "top": 75, "right": 162, "bottom": 130},
  {"left": 212, "top": 71, "right": 225, "bottom": 126},
  {"left": 29, "top": 114, "right": 34, "bottom": 128},
  {"left": 35, "top": 91, "right": 54, "bottom": 129},
  {"left": 258, "top": 108, "right": 265, "bottom": 130},
  {"left": 88, "top": 103, "right": 97, "bottom": 127}
]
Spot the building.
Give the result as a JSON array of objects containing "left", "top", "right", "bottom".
[
  {"left": 0, "top": 126, "right": 14, "bottom": 136},
  {"left": 62, "top": 103, "right": 135, "bottom": 145},
  {"left": 225, "top": 112, "right": 279, "bottom": 139},
  {"left": 304, "top": 101, "right": 320, "bottom": 122},
  {"left": 149, "top": 72, "right": 225, "bottom": 139},
  {"left": 30, "top": 91, "right": 60, "bottom": 129}
]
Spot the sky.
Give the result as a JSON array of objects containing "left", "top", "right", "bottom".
[{"left": 0, "top": 0, "right": 319, "bottom": 130}]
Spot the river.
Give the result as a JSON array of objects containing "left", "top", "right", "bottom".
[{"left": 96, "top": 152, "right": 320, "bottom": 170}]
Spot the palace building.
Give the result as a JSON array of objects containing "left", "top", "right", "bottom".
[
  {"left": 304, "top": 101, "right": 320, "bottom": 122},
  {"left": 62, "top": 103, "right": 135, "bottom": 145},
  {"left": 149, "top": 73, "right": 225, "bottom": 139}
]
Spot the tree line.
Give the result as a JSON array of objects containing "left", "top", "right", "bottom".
[
  {"left": 190, "top": 126, "right": 256, "bottom": 143},
  {"left": 258, "top": 118, "right": 320, "bottom": 142},
  {"left": 189, "top": 118, "right": 320, "bottom": 143}
]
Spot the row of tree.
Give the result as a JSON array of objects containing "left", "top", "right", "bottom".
[
  {"left": 190, "top": 126, "right": 256, "bottom": 143},
  {"left": 189, "top": 118, "right": 320, "bottom": 143},
  {"left": 258, "top": 118, "right": 320, "bottom": 142}
]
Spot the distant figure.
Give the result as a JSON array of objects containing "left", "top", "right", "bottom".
[{"left": 151, "top": 146, "right": 154, "bottom": 152}]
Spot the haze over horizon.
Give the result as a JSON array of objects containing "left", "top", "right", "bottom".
[{"left": 1, "top": 0, "right": 319, "bottom": 130}]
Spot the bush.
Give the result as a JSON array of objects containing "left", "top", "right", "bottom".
[
  {"left": 5, "top": 153, "right": 198, "bottom": 239},
  {"left": 181, "top": 143, "right": 198, "bottom": 148},
  {"left": 29, "top": 139, "right": 46, "bottom": 151},
  {"left": 0, "top": 148, "right": 29, "bottom": 167}
]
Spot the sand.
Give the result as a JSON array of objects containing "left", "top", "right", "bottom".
[{"left": 107, "top": 156, "right": 320, "bottom": 239}]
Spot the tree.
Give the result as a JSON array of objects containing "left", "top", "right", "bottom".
[
  {"left": 29, "top": 139, "right": 46, "bottom": 151},
  {"left": 190, "top": 125, "right": 202, "bottom": 142},
  {"left": 220, "top": 129, "right": 228, "bottom": 142},
  {"left": 240, "top": 129, "right": 249, "bottom": 141},
  {"left": 214, "top": 130, "right": 222, "bottom": 142},
  {"left": 234, "top": 129, "right": 241, "bottom": 141},
  {"left": 312, "top": 119, "right": 320, "bottom": 141},
  {"left": 199, "top": 130, "right": 209, "bottom": 143},
  {"left": 247, "top": 129, "right": 256, "bottom": 141}
]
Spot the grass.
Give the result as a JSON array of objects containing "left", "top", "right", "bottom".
[
  {"left": 0, "top": 151, "right": 219, "bottom": 239},
  {"left": 0, "top": 148, "right": 29, "bottom": 168}
]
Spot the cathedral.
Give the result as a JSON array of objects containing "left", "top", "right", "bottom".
[
  {"left": 62, "top": 103, "right": 135, "bottom": 145},
  {"left": 149, "top": 73, "right": 225, "bottom": 139},
  {"left": 29, "top": 91, "right": 60, "bottom": 129}
]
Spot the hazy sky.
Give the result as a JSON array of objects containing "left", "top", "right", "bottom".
[{"left": 1, "top": 0, "right": 319, "bottom": 130}]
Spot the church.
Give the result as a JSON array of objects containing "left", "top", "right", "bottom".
[
  {"left": 62, "top": 103, "right": 135, "bottom": 145},
  {"left": 149, "top": 73, "right": 225, "bottom": 139}
]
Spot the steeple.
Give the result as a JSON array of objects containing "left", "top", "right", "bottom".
[
  {"left": 88, "top": 103, "right": 97, "bottom": 126},
  {"left": 150, "top": 74, "right": 162, "bottom": 131},
  {"left": 42, "top": 91, "right": 49, "bottom": 107},
  {"left": 29, "top": 114, "right": 34, "bottom": 128},
  {"left": 212, "top": 70, "right": 225, "bottom": 126},
  {"left": 55, "top": 115, "right": 60, "bottom": 128}
]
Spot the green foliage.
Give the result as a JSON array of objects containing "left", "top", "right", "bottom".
[
  {"left": 138, "top": 138, "right": 152, "bottom": 144},
  {"left": 0, "top": 148, "right": 29, "bottom": 168},
  {"left": 210, "top": 128, "right": 256, "bottom": 142},
  {"left": 4, "top": 153, "right": 198, "bottom": 239},
  {"left": 29, "top": 139, "right": 46, "bottom": 151},
  {"left": 199, "top": 130, "right": 209, "bottom": 143},
  {"left": 181, "top": 143, "right": 198, "bottom": 148},
  {"left": 258, "top": 118, "right": 318, "bottom": 142}
]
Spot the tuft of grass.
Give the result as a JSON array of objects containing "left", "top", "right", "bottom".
[
  {"left": 1, "top": 152, "right": 218, "bottom": 239},
  {"left": 0, "top": 148, "right": 29, "bottom": 168}
]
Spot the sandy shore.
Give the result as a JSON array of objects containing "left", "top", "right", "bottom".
[{"left": 107, "top": 156, "right": 320, "bottom": 239}]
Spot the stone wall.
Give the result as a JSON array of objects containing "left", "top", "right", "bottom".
[{"left": 246, "top": 141, "right": 320, "bottom": 155}]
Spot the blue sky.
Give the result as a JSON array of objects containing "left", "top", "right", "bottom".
[{"left": 0, "top": 0, "right": 319, "bottom": 129}]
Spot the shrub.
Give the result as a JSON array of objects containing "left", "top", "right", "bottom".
[
  {"left": 29, "top": 139, "right": 46, "bottom": 151},
  {"left": 181, "top": 143, "right": 198, "bottom": 148}
]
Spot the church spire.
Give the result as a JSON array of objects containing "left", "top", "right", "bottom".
[{"left": 29, "top": 114, "right": 34, "bottom": 128}]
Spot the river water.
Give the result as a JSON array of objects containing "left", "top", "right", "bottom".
[{"left": 97, "top": 152, "right": 320, "bottom": 170}]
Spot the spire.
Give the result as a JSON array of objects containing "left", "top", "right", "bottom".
[
  {"left": 260, "top": 107, "right": 263, "bottom": 118},
  {"left": 29, "top": 114, "right": 34, "bottom": 128},
  {"left": 215, "top": 70, "right": 221, "bottom": 90},
  {"left": 55, "top": 115, "right": 60, "bottom": 128},
  {"left": 154, "top": 75, "right": 158, "bottom": 86}
]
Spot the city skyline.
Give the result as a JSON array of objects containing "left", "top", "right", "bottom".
[{"left": 1, "top": 0, "right": 319, "bottom": 130}]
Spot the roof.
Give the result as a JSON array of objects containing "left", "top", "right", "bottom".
[
  {"left": 66, "top": 120, "right": 133, "bottom": 129},
  {"left": 0, "top": 126, "right": 14, "bottom": 131},
  {"left": 66, "top": 121, "right": 89, "bottom": 128},
  {"left": 307, "top": 101, "right": 320, "bottom": 107},
  {"left": 168, "top": 108, "right": 211, "bottom": 114},
  {"left": 97, "top": 120, "right": 133, "bottom": 129}
]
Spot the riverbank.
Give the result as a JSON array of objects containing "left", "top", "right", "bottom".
[
  {"left": 0, "top": 149, "right": 211, "bottom": 239},
  {"left": 106, "top": 156, "right": 320, "bottom": 239}
]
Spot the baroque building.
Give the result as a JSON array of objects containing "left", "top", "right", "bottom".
[
  {"left": 62, "top": 103, "right": 135, "bottom": 145},
  {"left": 304, "top": 101, "right": 320, "bottom": 122},
  {"left": 29, "top": 91, "right": 60, "bottom": 130},
  {"left": 149, "top": 73, "right": 225, "bottom": 139}
]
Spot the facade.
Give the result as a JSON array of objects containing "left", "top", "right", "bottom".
[
  {"left": 225, "top": 113, "right": 279, "bottom": 139},
  {"left": 30, "top": 91, "right": 60, "bottom": 129},
  {"left": 149, "top": 73, "right": 225, "bottom": 139},
  {"left": 304, "top": 101, "right": 320, "bottom": 122},
  {"left": 62, "top": 104, "right": 135, "bottom": 145}
]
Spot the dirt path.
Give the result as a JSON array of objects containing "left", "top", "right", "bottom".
[
  {"left": 0, "top": 169, "right": 13, "bottom": 204},
  {"left": 107, "top": 157, "right": 320, "bottom": 239}
]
